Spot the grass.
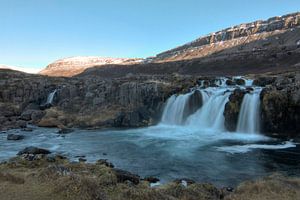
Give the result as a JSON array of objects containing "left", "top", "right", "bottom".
[{"left": 0, "top": 157, "right": 300, "bottom": 200}]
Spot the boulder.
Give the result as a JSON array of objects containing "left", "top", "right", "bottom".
[
  {"left": 234, "top": 78, "right": 246, "bottom": 86},
  {"left": 57, "top": 127, "right": 74, "bottom": 134},
  {"left": 113, "top": 169, "right": 140, "bottom": 185},
  {"left": 183, "top": 90, "right": 202, "bottom": 119},
  {"left": 225, "top": 79, "right": 235, "bottom": 86},
  {"left": 7, "top": 134, "right": 24, "bottom": 141},
  {"left": 17, "top": 146, "right": 51, "bottom": 155},
  {"left": 96, "top": 159, "right": 114, "bottom": 168},
  {"left": 224, "top": 89, "right": 246, "bottom": 131},
  {"left": 143, "top": 176, "right": 160, "bottom": 183}
]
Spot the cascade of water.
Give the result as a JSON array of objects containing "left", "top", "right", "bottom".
[
  {"left": 236, "top": 89, "right": 262, "bottom": 134},
  {"left": 160, "top": 77, "right": 263, "bottom": 133},
  {"left": 186, "top": 88, "right": 232, "bottom": 130},
  {"left": 161, "top": 93, "right": 193, "bottom": 125},
  {"left": 46, "top": 89, "right": 57, "bottom": 105}
]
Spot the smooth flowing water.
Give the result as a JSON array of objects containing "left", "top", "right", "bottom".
[
  {"left": 46, "top": 89, "right": 57, "bottom": 105},
  {"left": 237, "top": 88, "right": 262, "bottom": 134},
  {"left": 0, "top": 126, "right": 298, "bottom": 187}
]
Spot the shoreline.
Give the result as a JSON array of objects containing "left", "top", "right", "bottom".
[{"left": 1, "top": 153, "right": 300, "bottom": 200}]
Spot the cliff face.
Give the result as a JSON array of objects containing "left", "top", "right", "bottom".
[
  {"left": 0, "top": 69, "right": 197, "bottom": 130},
  {"left": 39, "top": 56, "right": 143, "bottom": 77},
  {"left": 154, "top": 12, "right": 300, "bottom": 62}
]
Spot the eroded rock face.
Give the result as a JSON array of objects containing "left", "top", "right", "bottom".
[
  {"left": 224, "top": 89, "right": 246, "bottom": 131},
  {"left": 260, "top": 84, "right": 300, "bottom": 136},
  {"left": 182, "top": 90, "right": 203, "bottom": 120}
]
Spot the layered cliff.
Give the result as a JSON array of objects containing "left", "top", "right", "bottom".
[{"left": 154, "top": 12, "right": 300, "bottom": 62}]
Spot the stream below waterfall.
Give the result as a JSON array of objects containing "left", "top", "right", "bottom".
[{"left": 1, "top": 77, "right": 300, "bottom": 187}]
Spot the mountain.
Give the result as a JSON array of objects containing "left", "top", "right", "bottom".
[
  {"left": 39, "top": 56, "right": 143, "bottom": 77},
  {"left": 153, "top": 12, "right": 300, "bottom": 62},
  {"left": 39, "top": 12, "right": 300, "bottom": 78}
]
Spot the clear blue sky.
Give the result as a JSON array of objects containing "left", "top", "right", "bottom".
[{"left": 1, "top": 0, "right": 299, "bottom": 69}]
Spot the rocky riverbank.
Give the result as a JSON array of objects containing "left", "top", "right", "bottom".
[
  {"left": 1, "top": 68, "right": 300, "bottom": 137},
  {"left": 0, "top": 153, "right": 299, "bottom": 200}
]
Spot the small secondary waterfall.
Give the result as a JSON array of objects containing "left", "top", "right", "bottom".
[
  {"left": 236, "top": 89, "right": 262, "bottom": 134},
  {"left": 46, "top": 89, "right": 57, "bottom": 105},
  {"left": 161, "top": 77, "right": 263, "bottom": 134}
]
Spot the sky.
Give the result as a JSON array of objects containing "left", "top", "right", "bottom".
[{"left": 0, "top": 0, "right": 300, "bottom": 71}]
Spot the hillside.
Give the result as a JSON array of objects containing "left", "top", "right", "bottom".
[
  {"left": 39, "top": 56, "right": 143, "bottom": 77},
  {"left": 153, "top": 12, "right": 300, "bottom": 62}
]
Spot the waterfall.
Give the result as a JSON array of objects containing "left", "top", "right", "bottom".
[
  {"left": 236, "top": 89, "right": 262, "bottom": 134},
  {"left": 161, "top": 93, "right": 192, "bottom": 125},
  {"left": 160, "top": 77, "right": 263, "bottom": 134},
  {"left": 186, "top": 88, "right": 231, "bottom": 130},
  {"left": 46, "top": 89, "right": 57, "bottom": 105}
]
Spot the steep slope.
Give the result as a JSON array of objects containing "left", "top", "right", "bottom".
[
  {"left": 39, "top": 56, "right": 143, "bottom": 77},
  {"left": 153, "top": 12, "right": 300, "bottom": 62}
]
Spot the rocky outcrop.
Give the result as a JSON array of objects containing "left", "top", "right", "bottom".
[
  {"left": 17, "top": 146, "right": 51, "bottom": 155},
  {"left": 260, "top": 73, "right": 300, "bottom": 136},
  {"left": 40, "top": 56, "right": 143, "bottom": 77},
  {"left": 224, "top": 89, "right": 246, "bottom": 131},
  {"left": 7, "top": 134, "right": 24, "bottom": 141}
]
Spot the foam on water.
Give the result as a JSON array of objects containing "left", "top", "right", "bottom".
[{"left": 216, "top": 141, "right": 297, "bottom": 154}]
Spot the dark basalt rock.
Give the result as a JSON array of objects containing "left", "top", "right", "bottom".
[
  {"left": 7, "top": 134, "right": 24, "bottom": 141},
  {"left": 253, "top": 76, "right": 277, "bottom": 86},
  {"left": 226, "top": 79, "right": 235, "bottom": 86},
  {"left": 224, "top": 89, "right": 246, "bottom": 131},
  {"left": 235, "top": 78, "right": 246, "bottom": 86},
  {"left": 260, "top": 85, "right": 300, "bottom": 136},
  {"left": 96, "top": 159, "right": 114, "bottom": 168},
  {"left": 143, "top": 176, "right": 160, "bottom": 183},
  {"left": 113, "top": 169, "right": 140, "bottom": 185},
  {"left": 57, "top": 127, "right": 74, "bottom": 134},
  {"left": 182, "top": 90, "right": 202, "bottom": 120},
  {"left": 78, "top": 158, "right": 87, "bottom": 162},
  {"left": 17, "top": 146, "right": 51, "bottom": 155}
]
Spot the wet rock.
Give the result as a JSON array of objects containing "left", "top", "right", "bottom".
[
  {"left": 183, "top": 90, "right": 202, "bottom": 119},
  {"left": 143, "top": 176, "right": 160, "bottom": 183},
  {"left": 224, "top": 89, "right": 246, "bottom": 131},
  {"left": 57, "top": 127, "right": 73, "bottom": 134},
  {"left": 22, "top": 127, "right": 33, "bottom": 132},
  {"left": 235, "top": 78, "right": 246, "bottom": 86},
  {"left": 96, "top": 159, "right": 114, "bottom": 168},
  {"left": 253, "top": 76, "right": 277, "bottom": 86},
  {"left": 17, "top": 146, "right": 51, "bottom": 155},
  {"left": 7, "top": 134, "right": 24, "bottom": 141},
  {"left": 16, "top": 120, "right": 27, "bottom": 128},
  {"left": 225, "top": 79, "right": 235, "bottom": 86},
  {"left": 113, "top": 169, "right": 140, "bottom": 185},
  {"left": 78, "top": 158, "right": 87, "bottom": 162}
]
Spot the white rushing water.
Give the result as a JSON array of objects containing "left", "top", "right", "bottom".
[
  {"left": 186, "top": 88, "right": 232, "bottom": 131},
  {"left": 161, "top": 93, "right": 193, "bottom": 125},
  {"left": 236, "top": 89, "right": 262, "bottom": 134},
  {"left": 161, "top": 77, "right": 262, "bottom": 133},
  {"left": 46, "top": 89, "right": 57, "bottom": 105}
]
